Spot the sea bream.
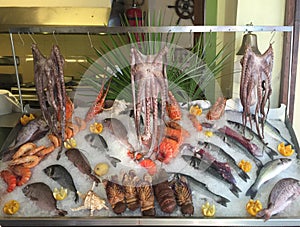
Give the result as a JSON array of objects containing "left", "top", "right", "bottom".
[
  {"left": 101, "top": 118, "right": 135, "bottom": 151},
  {"left": 256, "top": 178, "right": 300, "bottom": 221},
  {"left": 246, "top": 158, "right": 292, "bottom": 199},
  {"left": 1, "top": 116, "right": 49, "bottom": 161},
  {"left": 65, "top": 148, "right": 100, "bottom": 185},
  {"left": 22, "top": 182, "right": 67, "bottom": 216},
  {"left": 43, "top": 164, "right": 79, "bottom": 203}
]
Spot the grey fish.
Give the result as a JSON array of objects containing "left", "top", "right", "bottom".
[
  {"left": 256, "top": 178, "right": 300, "bottom": 221},
  {"left": 182, "top": 154, "right": 241, "bottom": 198},
  {"left": 246, "top": 158, "right": 292, "bottom": 199},
  {"left": 227, "top": 120, "right": 278, "bottom": 160},
  {"left": 84, "top": 133, "right": 121, "bottom": 167},
  {"left": 2, "top": 116, "right": 49, "bottom": 161},
  {"left": 65, "top": 148, "right": 100, "bottom": 185},
  {"left": 198, "top": 141, "right": 250, "bottom": 182},
  {"left": 102, "top": 118, "right": 134, "bottom": 150},
  {"left": 43, "top": 164, "right": 79, "bottom": 203},
  {"left": 167, "top": 172, "right": 230, "bottom": 207},
  {"left": 22, "top": 182, "right": 67, "bottom": 216}
]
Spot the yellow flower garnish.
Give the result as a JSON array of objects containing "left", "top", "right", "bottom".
[
  {"left": 20, "top": 113, "right": 35, "bottom": 126},
  {"left": 64, "top": 137, "right": 77, "bottom": 149},
  {"left": 189, "top": 105, "right": 202, "bottom": 116},
  {"left": 277, "top": 142, "right": 294, "bottom": 156},
  {"left": 205, "top": 131, "right": 213, "bottom": 137},
  {"left": 89, "top": 122, "right": 103, "bottom": 134},
  {"left": 238, "top": 160, "right": 252, "bottom": 172},
  {"left": 201, "top": 202, "right": 215, "bottom": 217},
  {"left": 3, "top": 200, "right": 20, "bottom": 215},
  {"left": 246, "top": 199, "right": 262, "bottom": 216},
  {"left": 53, "top": 187, "right": 68, "bottom": 201}
]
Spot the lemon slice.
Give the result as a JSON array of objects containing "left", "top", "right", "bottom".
[
  {"left": 53, "top": 187, "right": 68, "bottom": 201},
  {"left": 3, "top": 200, "right": 20, "bottom": 215}
]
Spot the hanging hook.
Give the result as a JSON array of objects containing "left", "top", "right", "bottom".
[
  {"left": 53, "top": 31, "right": 58, "bottom": 45},
  {"left": 18, "top": 32, "right": 25, "bottom": 46},
  {"left": 87, "top": 32, "right": 94, "bottom": 48},
  {"left": 28, "top": 32, "right": 37, "bottom": 44},
  {"left": 269, "top": 29, "right": 276, "bottom": 45}
]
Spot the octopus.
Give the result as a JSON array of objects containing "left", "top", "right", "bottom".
[
  {"left": 130, "top": 46, "right": 169, "bottom": 154},
  {"left": 32, "top": 44, "right": 68, "bottom": 159},
  {"left": 239, "top": 44, "right": 274, "bottom": 139}
]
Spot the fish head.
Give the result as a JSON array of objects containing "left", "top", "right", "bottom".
[
  {"left": 22, "top": 184, "right": 32, "bottom": 196},
  {"left": 279, "top": 158, "right": 293, "bottom": 167},
  {"left": 102, "top": 118, "right": 112, "bottom": 128},
  {"left": 43, "top": 166, "right": 54, "bottom": 177},
  {"left": 84, "top": 133, "right": 95, "bottom": 143}
]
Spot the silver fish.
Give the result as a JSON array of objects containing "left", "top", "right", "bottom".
[
  {"left": 84, "top": 133, "right": 121, "bottom": 167},
  {"left": 246, "top": 158, "right": 292, "bottom": 199},
  {"left": 22, "top": 182, "right": 67, "bottom": 216},
  {"left": 256, "top": 178, "right": 300, "bottom": 221},
  {"left": 167, "top": 172, "right": 230, "bottom": 207}
]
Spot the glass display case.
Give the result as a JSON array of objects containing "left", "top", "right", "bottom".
[{"left": 0, "top": 25, "right": 299, "bottom": 226}]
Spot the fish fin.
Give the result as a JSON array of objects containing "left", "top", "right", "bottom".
[
  {"left": 264, "top": 147, "right": 278, "bottom": 160},
  {"left": 230, "top": 184, "right": 241, "bottom": 198},
  {"left": 216, "top": 196, "right": 231, "bottom": 207},
  {"left": 246, "top": 184, "right": 258, "bottom": 199},
  {"left": 57, "top": 209, "right": 68, "bottom": 216},
  {"left": 256, "top": 208, "right": 271, "bottom": 221}
]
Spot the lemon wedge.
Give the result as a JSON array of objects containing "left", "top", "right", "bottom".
[{"left": 53, "top": 187, "right": 68, "bottom": 201}]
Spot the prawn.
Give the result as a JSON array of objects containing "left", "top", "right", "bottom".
[
  {"left": 48, "top": 134, "right": 60, "bottom": 148},
  {"left": 9, "top": 155, "right": 41, "bottom": 169},
  {"left": 75, "top": 116, "right": 87, "bottom": 131},
  {"left": 11, "top": 166, "right": 32, "bottom": 186},
  {"left": 1, "top": 170, "right": 17, "bottom": 192},
  {"left": 36, "top": 145, "right": 55, "bottom": 157},
  {"left": 12, "top": 142, "right": 37, "bottom": 160}
]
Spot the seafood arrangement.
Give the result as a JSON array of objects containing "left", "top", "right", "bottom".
[{"left": 0, "top": 43, "right": 300, "bottom": 223}]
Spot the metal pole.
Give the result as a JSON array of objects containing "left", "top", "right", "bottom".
[{"left": 9, "top": 32, "right": 24, "bottom": 113}]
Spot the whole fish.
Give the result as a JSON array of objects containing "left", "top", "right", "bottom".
[
  {"left": 167, "top": 172, "right": 230, "bottom": 207},
  {"left": 65, "top": 148, "right": 100, "bottom": 184},
  {"left": 22, "top": 182, "right": 67, "bottom": 216},
  {"left": 198, "top": 141, "right": 250, "bottom": 182},
  {"left": 2, "top": 116, "right": 49, "bottom": 161},
  {"left": 227, "top": 120, "right": 278, "bottom": 160},
  {"left": 246, "top": 158, "right": 292, "bottom": 199},
  {"left": 182, "top": 154, "right": 241, "bottom": 198},
  {"left": 214, "top": 130, "right": 263, "bottom": 170},
  {"left": 256, "top": 178, "right": 300, "bottom": 221},
  {"left": 43, "top": 164, "right": 79, "bottom": 203},
  {"left": 102, "top": 118, "right": 134, "bottom": 150},
  {"left": 84, "top": 133, "right": 121, "bottom": 167}
]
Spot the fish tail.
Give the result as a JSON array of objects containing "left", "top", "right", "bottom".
[
  {"left": 237, "top": 168, "right": 250, "bottom": 182},
  {"left": 265, "top": 147, "right": 278, "bottom": 160},
  {"left": 57, "top": 209, "right": 68, "bottom": 216},
  {"left": 216, "top": 196, "right": 231, "bottom": 207},
  {"left": 230, "top": 184, "right": 241, "bottom": 198},
  {"left": 246, "top": 184, "right": 258, "bottom": 199},
  {"left": 256, "top": 208, "right": 271, "bottom": 221}
]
